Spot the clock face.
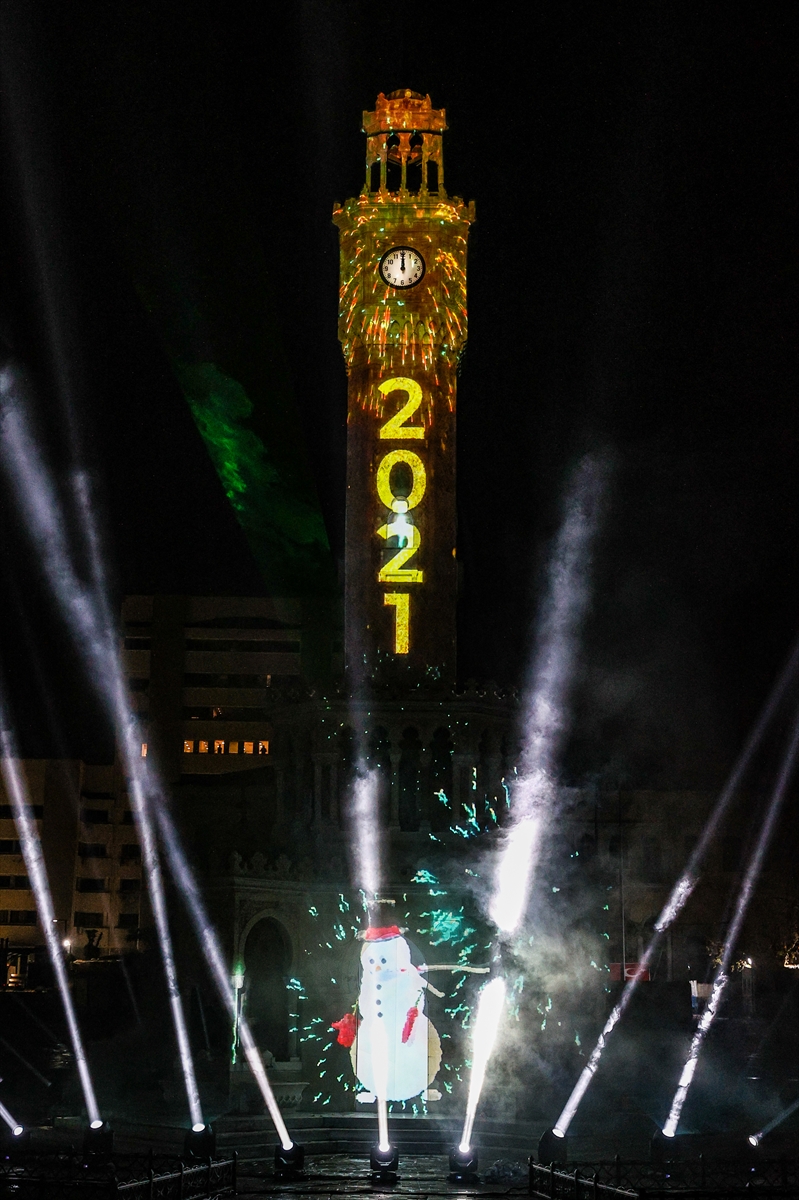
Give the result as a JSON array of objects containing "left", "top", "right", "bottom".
[{"left": 379, "top": 246, "right": 425, "bottom": 289}]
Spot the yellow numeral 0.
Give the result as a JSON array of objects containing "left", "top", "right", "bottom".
[{"left": 375, "top": 449, "right": 426, "bottom": 512}]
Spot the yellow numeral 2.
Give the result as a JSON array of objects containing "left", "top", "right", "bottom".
[
  {"left": 378, "top": 377, "right": 424, "bottom": 439},
  {"left": 377, "top": 524, "right": 423, "bottom": 583}
]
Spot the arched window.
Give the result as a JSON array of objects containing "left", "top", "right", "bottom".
[
  {"left": 243, "top": 918, "right": 293, "bottom": 1061},
  {"left": 398, "top": 727, "right": 422, "bottom": 831},
  {"left": 406, "top": 133, "right": 423, "bottom": 193},
  {"left": 386, "top": 134, "right": 401, "bottom": 193},
  {"left": 430, "top": 727, "right": 453, "bottom": 832}
]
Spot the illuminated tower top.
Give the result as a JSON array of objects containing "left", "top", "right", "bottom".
[
  {"left": 362, "top": 89, "right": 448, "bottom": 198},
  {"left": 334, "top": 93, "right": 473, "bottom": 686}
]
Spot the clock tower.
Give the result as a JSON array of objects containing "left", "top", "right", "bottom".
[{"left": 333, "top": 90, "right": 474, "bottom": 687}]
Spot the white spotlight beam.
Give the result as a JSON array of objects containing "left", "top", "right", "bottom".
[
  {"left": 490, "top": 454, "right": 608, "bottom": 936},
  {"left": 0, "top": 368, "right": 202, "bottom": 1129},
  {"left": 0, "top": 362, "right": 293, "bottom": 1142},
  {"left": 151, "top": 799, "right": 295, "bottom": 1150},
  {"left": 663, "top": 709, "right": 799, "bottom": 1139},
  {"left": 0, "top": 732, "right": 100, "bottom": 1124},
  {"left": 750, "top": 1095, "right": 799, "bottom": 1147},
  {"left": 459, "top": 977, "right": 506, "bottom": 1153},
  {"left": 0, "top": 1098, "right": 23, "bottom": 1137},
  {"left": 553, "top": 635, "right": 799, "bottom": 1137},
  {"left": 348, "top": 768, "right": 382, "bottom": 901}
]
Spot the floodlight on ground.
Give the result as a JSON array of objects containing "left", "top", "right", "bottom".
[
  {"left": 537, "top": 1127, "right": 566, "bottom": 1165},
  {"left": 274, "top": 1141, "right": 305, "bottom": 1180},
  {"left": 370, "top": 1141, "right": 399, "bottom": 1183},
  {"left": 183, "top": 1123, "right": 216, "bottom": 1160},
  {"left": 449, "top": 1144, "right": 479, "bottom": 1182},
  {"left": 83, "top": 1120, "right": 113, "bottom": 1158}
]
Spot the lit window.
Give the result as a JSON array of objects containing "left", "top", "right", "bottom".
[
  {"left": 140, "top": 743, "right": 147, "bottom": 758},
  {"left": 214, "top": 740, "right": 225, "bottom": 754},
  {"left": 229, "top": 742, "right": 239, "bottom": 754},
  {"left": 183, "top": 740, "right": 194, "bottom": 755},
  {"left": 199, "top": 741, "right": 209, "bottom": 754},
  {"left": 243, "top": 742, "right": 254, "bottom": 755},
  {"left": 258, "top": 740, "right": 269, "bottom": 755}
]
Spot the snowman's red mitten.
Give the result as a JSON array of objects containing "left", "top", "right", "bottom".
[
  {"left": 401, "top": 1006, "right": 419, "bottom": 1043},
  {"left": 331, "top": 1012, "right": 360, "bottom": 1047}
]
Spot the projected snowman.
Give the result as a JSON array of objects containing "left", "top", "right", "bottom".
[{"left": 332, "top": 918, "right": 444, "bottom": 1103}]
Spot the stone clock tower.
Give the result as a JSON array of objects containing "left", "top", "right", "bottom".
[{"left": 334, "top": 90, "right": 474, "bottom": 687}]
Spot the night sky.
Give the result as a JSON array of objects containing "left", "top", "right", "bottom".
[{"left": 0, "top": 4, "right": 797, "bottom": 787}]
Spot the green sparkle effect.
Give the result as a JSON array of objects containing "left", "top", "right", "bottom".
[{"left": 176, "top": 361, "right": 331, "bottom": 594}]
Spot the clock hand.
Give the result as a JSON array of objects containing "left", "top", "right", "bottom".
[{"left": 400, "top": 250, "right": 406, "bottom": 273}]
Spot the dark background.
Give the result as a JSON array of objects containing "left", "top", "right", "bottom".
[{"left": 0, "top": 3, "right": 797, "bottom": 787}]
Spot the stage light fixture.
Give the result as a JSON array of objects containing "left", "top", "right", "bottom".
[
  {"left": 537, "top": 1128, "right": 566, "bottom": 1165},
  {"left": 449, "top": 1144, "right": 479, "bottom": 1182},
  {"left": 370, "top": 1141, "right": 399, "bottom": 1183},
  {"left": 274, "top": 1141, "right": 305, "bottom": 1180},
  {"left": 651, "top": 1129, "right": 673, "bottom": 1162},
  {"left": 183, "top": 1123, "right": 216, "bottom": 1160},
  {"left": 83, "top": 1120, "right": 113, "bottom": 1159}
]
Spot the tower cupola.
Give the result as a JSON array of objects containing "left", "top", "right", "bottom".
[{"left": 362, "top": 90, "right": 447, "bottom": 199}]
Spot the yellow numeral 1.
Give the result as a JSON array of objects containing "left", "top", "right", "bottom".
[{"left": 384, "top": 593, "right": 410, "bottom": 654}]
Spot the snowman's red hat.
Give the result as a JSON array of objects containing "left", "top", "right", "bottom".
[
  {"left": 364, "top": 925, "right": 401, "bottom": 941},
  {"left": 357, "top": 924, "right": 408, "bottom": 941}
]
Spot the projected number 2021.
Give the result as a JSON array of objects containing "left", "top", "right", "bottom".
[{"left": 375, "top": 378, "right": 427, "bottom": 655}]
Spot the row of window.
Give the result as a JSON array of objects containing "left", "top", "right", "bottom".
[
  {"left": 75, "top": 878, "right": 141, "bottom": 894},
  {"left": 184, "top": 707, "right": 270, "bottom": 721},
  {"left": 124, "top": 637, "right": 298, "bottom": 653},
  {"left": 0, "top": 876, "right": 29, "bottom": 889},
  {"left": 74, "top": 911, "right": 138, "bottom": 930},
  {"left": 81, "top": 809, "right": 135, "bottom": 825},
  {"left": 78, "top": 843, "right": 141, "bottom": 862},
  {"left": 0, "top": 842, "right": 141, "bottom": 863},
  {"left": 0, "top": 910, "right": 36, "bottom": 925},
  {"left": 0, "top": 806, "right": 43, "bottom": 821},
  {"left": 183, "top": 739, "right": 269, "bottom": 755}
]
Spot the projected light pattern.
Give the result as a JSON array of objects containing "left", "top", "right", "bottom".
[
  {"left": 0, "top": 732, "right": 100, "bottom": 1124},
  {"left": 663, "top": 709, "right": 799, "bottom": 1138},
  {"left": 302, "top": 882, "right": 483, "bottom": 1112},
  {"left": 459, "top": 977, "right": 506, "bottom": 1153},
  {"left": 491, "top": 453, "right": 607, "bottom": 934},
  {"left": 0, "top": 365, "right": 202, "bottom": 1129},
  {"left": 553, "top": 633, "right": 799, "bottom": 1137},
  {"left": 749, "top": 1096, "right": 799, "bottom": 1147}
]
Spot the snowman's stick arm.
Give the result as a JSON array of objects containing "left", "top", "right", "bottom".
[
  {"left": 418, "top": 964, "right": 490, "bottom": 974},
  {"left": 421, "top": 979, "right": 446, "bottom": 998}
]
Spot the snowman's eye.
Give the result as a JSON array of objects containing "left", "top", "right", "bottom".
[
  {"left": 369, "top": 958, "right": 374, "bottom": 964},
  {"left": 381, "top": 958, "right": 386, "bottom": 964}
]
